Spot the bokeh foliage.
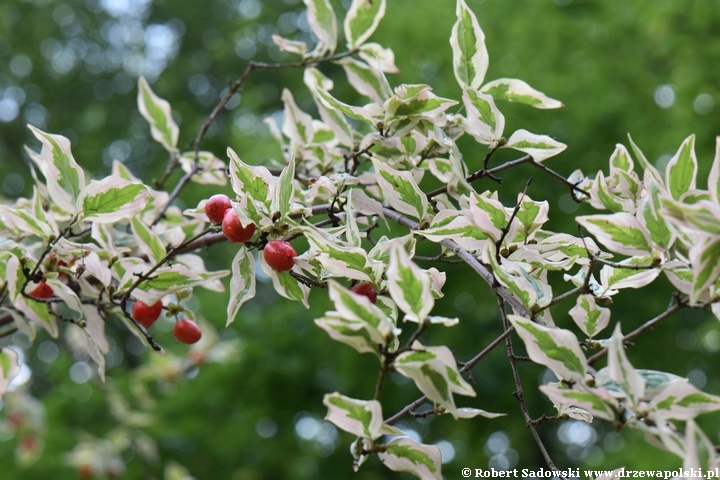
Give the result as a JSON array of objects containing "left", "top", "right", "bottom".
[{"left": 1, "top": 0, "right": 720, "bottom": 478}]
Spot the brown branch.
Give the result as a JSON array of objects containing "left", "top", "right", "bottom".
[{"left": 426, "top": 155, "right": 532, "bottom": 200}]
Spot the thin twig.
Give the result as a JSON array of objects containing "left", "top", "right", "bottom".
[
  {"left": 497, "top": 294, "right": 559, "bottom": 471},
  {"left": 381, "top": 208, "right": 530, "bottom": 317},
  {"left": 151, "top": 49, "right": 358, "bottom": 226},
  {"left": 587, "top": 296, "right": 684, "bottom": 365},
  {"left": 386, "top": 326, "right": 514, "bottom": 425},
  {"left": 496, "top": 178, "right": 532, "bottom": 261}
]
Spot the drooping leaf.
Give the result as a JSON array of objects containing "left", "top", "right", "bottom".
[
  {"left": 226, "top": 247, "right": 256, "bottom": 326},
  {"left": 539, "top": 382, "right": 619, "bottom": 423},
  {"left": 323, "top": 392, "right": 383, "bottom": 439},
  {"left": 131, "top": 217, "right": 166, "bottom": 264},
  {"left": 386, "top": 242, "right": 433, "bottom": 322},
  {"left": 378, "top": 437, "right": 442, "bottom": 480},
  {"left": 137, "top": 76, "right": 179, "bottom": 151},
  {"left": 336, "top": 57, "right": 391, "bottom": 104},
  {"left": 461, "top": 86, "right": 504, "bottom": 145},
  {"left": 259, "top": 254, "right": 310, "bottom": 308},
  {"left": 708, "top": 136, "right": 720, "bottom": 204},
  {"left": 304, "top": 68, "right": 353, "bottom": 147},
  {"left": 569, "top": 294, "right": 610, "bottom": 339},
  {"left": 606, "top": 323, "right": 644, "bottom": 406},
  {"left": 271, "top": 156, "right": 296, "bottom": 220},
  {"left": 688, "top": 236, "right": 720, "bottom": 304},
  {"left": 0, "top": 347, "right": 20, "bottom": 398},
  {"left": 303, "top": 0, "right": 338, "bottom": 53}
]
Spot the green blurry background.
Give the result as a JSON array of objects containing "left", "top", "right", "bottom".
[{"left": 1, "top": 0, "right": 720, "bottom": 478}]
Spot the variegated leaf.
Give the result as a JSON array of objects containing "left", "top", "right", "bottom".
[
  {"left": 259, "top": 254, "right": 310, "bottom": 308},
  {"left": 131, "top": 217, "right": 166, "bottom": 264},
  {"left": 450, "top": 0, "right": 488, "bottom": 89},
  {"left": 226, "top": 247, "right": 256, "bottom": 326},
  {"left": 386, "top": 242, "right": 432, "bottom": 322},
  {"left": 336, "top": 57, "right": 391, "bottom": 104},
  {"left": 539, "top": 382, "right": 619, "bottom": 422},
  {"left": 665, "top": 134, "right": 697, "bottom": 200},
  {"left": 372, "top": 160, "right": 428, "bottom": 221},
  {"left": 395, "top": 341, "right": 475, "bottom": 419},
  {"left": 606, "top": 323, "right": 644, "bottom": 405},
  {"left": 504, "top": 129, "right": 567, "bottom": 162},
  {"left": 28, "top": 125, "right": 86, "bottom": 213},
  {"left": 271, "top": 35, "right": 307, "bottom": 56},
  {"left": 323, "top": 392, "right": 383, "bottom": 439},
  {"left": 344, "top": 0, "right": 386, "bottom": 48},
  {"left": 137, "top": 76, "right": 179, "bottom": 151},
  {"left": 481, "top": 78, "right": 562, "bottom": 109},
  {"left": 508, "top": 315, "right": 587, "bottom": 382},
  {"left": 228, "top": 147, "right": 274, "bottom": 202},
  {"left": 461, "top": 87, "right": 504, "bottom": 145},
  {"left": 709, "top": 136, "right": 720, "bottom": 204},
  {"left": 78, "top": 177, "right": 149, "bottom": 223},
  {"left": 303, "top": 0, "right": 337, "bottom": 53},
  {"left": 651, "top": 381, "right": 720, "bottom": 420},
  {"left": 569, "top": 294, "right": 610, "bottom": 338},
  {"left": 576, "top": 212, "right": 653, "bottom": 256},
  {"left": 688, "top": 236, "right": 720, "bottom": 304},
  {"left": 378, "top": 437, "right": 442, "bottom": 480},
  {"left": 0, "top": 348, "right": 20, "bottom": 398},
  {"left": 598, "top": 257, "right": 661, "bottom": 293},
  {"left": 271, "top": 156, "right": 296, "bottom": 220}
]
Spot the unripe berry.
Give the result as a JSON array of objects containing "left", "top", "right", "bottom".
[
  {"left": 132, "top": 300, "right": 163, "bottom": 328},
  {"left": 173, "top": 319, "right": 202, "bottom": 344},
  {"left": 263, "top": 240, "right": 296, "bottom": 272},
  {"left": 222, "top": 208, "right": 256, "bottom": 243},
  {"left": 351, "top": 282, "right": 378, "bottom": 304},
  {"left": 29, "top": 281, "right": 53, "bottom": 299},
  {"left": 204, "top": 194, "right": 232, "bottom": 224}
]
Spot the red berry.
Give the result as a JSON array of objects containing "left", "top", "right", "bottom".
[
  {"left": 204, "top": 194, "right": 232, "bottom": 224},
  {"left": 7, "top": 412, "right": 22, "bottom": 429},
  {"left": 78, "top": 464, "right": 94, "bottom": 480},
  {"left": 263, "top": 240, "right": 296, "bottom": 272},
  {"left": 222, "top": 208, "right": 256, "bottom": 243},
  {"left": 132, "top": 300, "right": 163, "bottom": 328},
  {"left": 351, "top": 282, "right": 378, "bottom": 304},
  {"left": 173, "top": 319, "right": 202, "bottom": 344},
  {"left": 29, "top": 281, "right": 53, "bottom": 299},
  {"left": 20, "top": 434, "right": 37, "bottom": 451}
]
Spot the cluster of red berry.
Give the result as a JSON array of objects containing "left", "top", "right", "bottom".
[{"left": 204, "top": 194, "right": 297, "bottom": 272}]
